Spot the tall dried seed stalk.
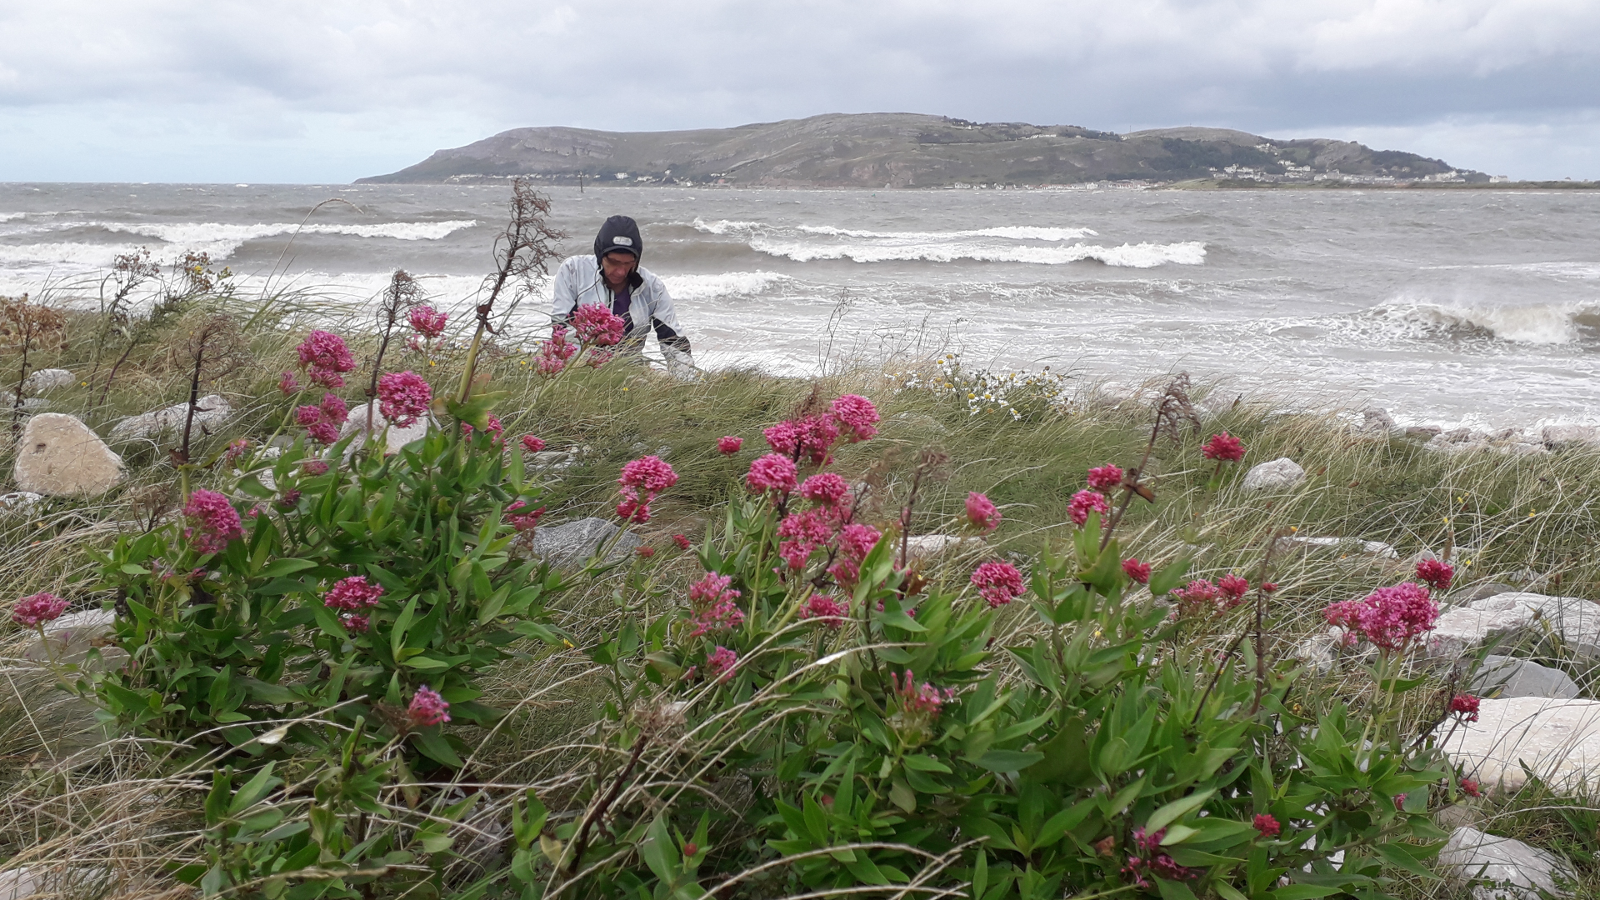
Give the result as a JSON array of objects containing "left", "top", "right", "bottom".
[{"left": 1, "top": 293, "right": 68, "bottom": 436}]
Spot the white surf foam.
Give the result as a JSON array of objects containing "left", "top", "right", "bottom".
[
  {"left": 794, "top": 224, "right": 1099, "bottom": 241},
  {"left": 748, "top": 237, "right": 1206, "bottom": 267},
  {"left": 661, "top": 271, "right": 793, "bottom": 302},
  {"left": 1359, "top": 300, "right": 1600, "bottom": 345},
  {"left": 98, "top": 220, "right": 478, "bottom": 259}
]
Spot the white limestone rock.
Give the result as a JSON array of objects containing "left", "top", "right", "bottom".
[
  {"left": 1241, "top": 457, "right": 1305, "bottom": 492},
  {"left": 1427, "top": 592, "right": 1600, "bottom": 661},
  {"left": 1472, "top": 656, "right": 1581, "bottom": 700},
  {"left": 110, "top": 394, "right": 232, "bottom": 443},
  {"left": 903, "top": 534, "right": 984, "bottom": 562},
  {"left": 12, "top": 414, "right": 124, "bottom": 497},
  {"left": 0, "top": 491, "right": 43, "bottom": 512},
  {"left": 529, "top": 518, "right": 641, "bottom": 567},
  {"left": 1292, "top": 632, "right": 1338, "bottom": 675},
  {"left": 1443, "top": 698, "right": 1600, "bottom": 795},
  {"left": 1274, "top": 534, "right": 1399, "bottom": 560},
  {"left": 21, "top": 368, "right": 74, "bottom": 395},
  {"left": 1439, "top": 826, "right": 1575, "bottom": 899},
  {"left": 340, "top": 401, "right": 432, "bottom": 454},
  {"left": 1359, "top": 408, "right": 1396, "bottom": 433},
  {"left": 1542, "top": 425, "right": 1600, "bottom": 449}
]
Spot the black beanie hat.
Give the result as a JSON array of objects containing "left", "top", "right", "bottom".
[{"left": 594, "top": 215, "right": 643, "bottom": 262}]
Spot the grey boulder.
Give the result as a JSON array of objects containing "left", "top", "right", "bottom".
[
  {"left": 1472, "top": 656, "right": 1581, "bottom": 700},
  {"left": 110, "top": 394, "right": 233, "bottom": 443},
  {"left": 12, "top": 414, "right": 124, "bottom": 497},
  {"left": 529, "top": 518, "right": 641, "bottom": 567},
  {"left": 1438, "top": 826, "right": 1575, "bottom": 899},
  {"left": 1240, "top": 457, "right": 1305, "bottom": 492},
  {"left": 21, "top": 368, "right": 74, "bottom": 395}
]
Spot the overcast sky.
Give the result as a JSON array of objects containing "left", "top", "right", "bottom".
[{"left": 3, "top": 0, "right": 1598, "bottom": 183}]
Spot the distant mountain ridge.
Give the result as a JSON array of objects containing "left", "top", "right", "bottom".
[{"left": 357, "top": 112, "right": 1485, "bottom": 187}]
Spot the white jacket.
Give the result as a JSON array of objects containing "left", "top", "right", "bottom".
[{"left": 550, "top": 255, "right": 692, "bottom": 361}]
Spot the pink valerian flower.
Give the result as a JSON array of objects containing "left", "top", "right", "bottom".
[
  {"left": 408, "top": 305, "right": 448, "bottom": 339},
  {"left": 971, "top": 561, "right": 1024, "bottom": 608},
  {"left": 534, "top": 324, "right": 579, "bottom": 376},
  {"left": 764, "top": 415, "right": 840, "bottom": 466},
  {"left": 1217, "top": 574, "right": 1251, "bottom": 605},
  {"left": 830, "top": 394, "right": 880, "bottom": 442},
  {"left": 296, "top": 392, "right": 350, "bottom": 444},
  {"left": 301, "top": 459, "right": 330, "bottom": 476},
  {"left": 1087, "top": 464, "right": 1124, "bottom": 491},
  {"left": 1202, "top": 432, "right": 1246, "bottom": 462},
  {"left": 1122, "top": 558, "right": 1152, "bottom": 584},
  {"left": 965, "top": 492, "right": 1001, "bottom": 532},
  {"left": 799, "top": 594, "right": 849, "bottom": 629},
  {"left": 296, "top": 330, "right": 357, "bottom": 388},
  {"left": 323, "top": 575, "right": 383, "bottom": 612},
  {"left": 408, "top": 686, "right": 451, "bottom": 727},
  {"left": 706, "top": 646, "right": 739, "bottom": 682},
  {"left": 636, "top": 546, "right": 656, "bottom": 558},
  {"left": 505, "top": 500, "right": 545, "bottom": 534},
  {"left": 1068, "top": 489, "right": 1110, "bottom": 526},
  {"left": 1253, "top": 814, "right": 1281, "bottom": 839},
  {"left": 462, "top": 414, "right": 504, "bottom": 447},
  {"left": 1261, "top": 582, "right": 1279, "bottom": 593},
  {"left": 520, "top": 434, "right": 546, "bottom": 453},
  {"left": 892, "top": 669, "right": 956, "bottom": 723},
  {"left": 1323, "top": 583, "right": 1439, "bottom": 652},
  {"left": 223, "top": 438, "right": 250, "bottom": 467},
  {"left": 1416, "top": 558, "right": 1455, "bottom": 592},
  {"left": 1122, "top": 827, "right": 1197, "bottom": 890},
  {"left": 746, "top": 453, "right": 799, "bottom": 494},
  {"left": 278, "top": 371, "right": 300, "bottom": 395},
  {"left": 377, "top": 371, "right": 432, "bottom": 428},
  {"left": 829, "top": 523, "right": 882, "bottom": 587},
  {"left": 1394, "top": 794, "right": 1408, "bottom": 811},
  {"left": 616, "top": 455, "right": 678, "bottom": 525},
  {"left": 1460, "top": 778, "right": 1482, "bottom": 798},
  {"left": 778, "top": 507, "right": 836, "bottom": 570},
  {"left": 12, "top": 592, "right": 69, "bottom": 628},
  {"left": 586, "top": 349, "right": 616, "bottom": 368},
  {"left": 717, "top": 435, "right": 743, "bottom": 454},
  {"left": 1172, "top": 579, "right": 1228, "bottom": 618},
  {"left": 673, "top": 533, "right": 692, "bottom": 551},
  {"left": 340, "top": 613, "right": 369, "bottom": 633},
  {"left": 1451, "top": 693, "right": 1481, "bottom": 723},
  {"left": 572, "top": 304, "right": 628, "bottom": 347},
  {"left": 688, "top": 573, "right": 745, "bottom": 637},
  {"left": 277, "top": 489, "right": 302, "bottom": 508},
  {"left": 800, "top": 472, "right": 851, "bottom": 508},
  {"left": 184, "top": 490, "right": 243, "bottom": 555}
]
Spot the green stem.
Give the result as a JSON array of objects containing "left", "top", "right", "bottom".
[{"left": 456, "top": 322, "right": 488, "bottom": 405}]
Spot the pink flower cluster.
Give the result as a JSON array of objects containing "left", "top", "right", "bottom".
[
  {"left": 800, "top": 472, "right": 850, "bottom": 506},
  {"left": 296, "top": 330, "right": 357, "bottom": 388},
  {"left": 1087, "top": 464, "right": 1124, "bottom": 491},
  {"left": 829, "top": 523, "right": 881, "bottom": 588},
  {"left": 341, "top": 613, "right": 369, "bottom": 633},
  {"left": 408, "top": 685, "right": 450, "bottom": 727},
  {"left": 224, "top": 439, "right": 250, "bottom": 467},
  {"left": 673, "top": 533, "right": 692, "bottom": 550},
  {"left": 717, "top": 435, "right": 743, "bottom": 454},
  {"left": 688, "top": 572, "right": 745, "bottom": 637},
  {"left": 1068, "top": 489, "right": 1110, "bottom": 526},
  {"left": 617, "top": 455, "right": 678, "bottom": 524},
  {"left": 965, "top": 491, "right": 1001, "bottom": 532},
  {"left": 1202, "top": 432, "right": 1246, "bottom": 462},
  {"left": 1416, "top": 558, "right": 1454, "bottom": 592},
  {"left": 799, "top": 594, "right": 849, "bottom": 629},
  {"left": 279, "top": 371, "right": 301, "bottom": 395},
  {"left": 535, "top": 324, "right": 579, "bottom": 375},
  {"left": 1451, "top": 693, "right": 1481, "bottom": 722},
  {"left": 324, "top": 575, "right": 383, "bottom": 612},
  {"left": 746, "top": 453, "right": 799, "bottom": 494},
  {"left": 409, "top": 305, "right": 448, "bottom": 339},
  {"left": 302, "top": 459, "right": 329, "bottom": 476},
  {"left": 296, "top": 392, "right": 350, "bottom": 444},
  {"left": 1172, "top": 576, "right": 1249, "bottom": 617},
  {"left": 520, "top": 434, "right": 545, "bottom": 453},
  {"left": 778, "top": 507, "right": 837, "bottom": 570},
  {"left": 1122, "top": 827, "right": 1196, "bottom": 890},
  {"left": 761, "top": 395, "right": 880, "bottom": 467},
  {"left": 377, "top": 371, "right": 432, "bottom": 428},
  {"left": 1253, "top": 814, "right": 1281, "bottom": 839},
  {"left": 573, "top": 304, "right": 628, "bottom": 347},
  {"left": 505, "top": 500, "right": 545, "bottom": 534},
  {"left": 184, "top": 489, "right": 243, "bottom": 556},
  {"left": 831, "top": 394, "right": 880, "bottom": 442},
  {"left": 971, "top": 560, "right": 1024, "bottom": 608},
  {"left": 1122, "top": 558, "right": 1151, "bottom": 584},
  {"left": 1323, "top": 582, "right": 1439, "bottom": 652},
  {"left": 892, "top": 669, "right": 956, "bottom": 720},
  {"left": 12, "top": 592, "right": 69, "bottom": 628},
  {"left": 706, "top": 645, "right": 739, "bottom": 682},
  {"left": 461, "top": 413, "right": 504, "bottom": 447}
]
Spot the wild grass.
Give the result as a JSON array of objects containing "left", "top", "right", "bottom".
[{"left": 3, "top": 276, "right": 1600, "bottom": 896}]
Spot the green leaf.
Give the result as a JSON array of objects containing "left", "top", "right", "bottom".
[
  {"left": 1147, "top": 790, "right": 1215, "bottom": 833},
  {"left": 1214, "top": 883, "right": 1248, "bottom": 900},
  {"left": 1272, "top": 887, "right": 1344, "bottom": 899},
  {"left": 1149, "top": 556, "right": 1192, "bottom": 597},
  {"left": 256, "top": 558, "right": 318, "bottom": 578},
  {"left": 974, "top": 750, "right": 1045, "bottom": 773},
  {"left": 1156, "top": 878, "right": 1200, "bottom": 900},
  {"left": 412, "top": 728, "right": 463, "bottom": 768},
  {"left": 902, "top": 754, "right": 953, "bottom": 773}
]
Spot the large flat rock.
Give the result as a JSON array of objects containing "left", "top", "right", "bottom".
[
  {"left": 110, "top": 394, "right": 232, "bottom": 443},
  {"left": 1472, "top": 656, "right": 1581, "bottom": 700},
  {"left": 1428, "top": 592, "right": 1600, "bottom": 660},
  {"left": 1443, "top": 698, "right": 1600, "bottom": 795},
  {"left": 529, "top": 517, "right": 641, "bottom": 568},
  {"left": 340, "top": 401, "right": 432, "bottom": 454},
  {"left": 1439, "top": 826, "right": 1575, "bottom": 899},
  {"left": 12, "top": 414, "right": 124, "bottom": 497}
]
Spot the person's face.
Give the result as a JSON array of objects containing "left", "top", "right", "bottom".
[{"left": 601, "top": 251, "right": 637, "bottom": 288}]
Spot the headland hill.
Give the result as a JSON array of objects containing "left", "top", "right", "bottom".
[{"left": 357, "top": 111, "right": 1595, "bottom": 190}]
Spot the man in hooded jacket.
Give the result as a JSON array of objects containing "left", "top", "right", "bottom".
[{"left": 551, "top": 215, "right": 696, "bottom": 377}]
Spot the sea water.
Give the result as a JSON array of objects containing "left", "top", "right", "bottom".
[{"left": 2, "top": 182, "right": 1598, "bottom": 429}]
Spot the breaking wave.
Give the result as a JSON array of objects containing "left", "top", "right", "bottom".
[
  {"left": 1360, "top": 301, "right": 1600, "bottom": 345},
  {"left": 749, "top": 237, "right": 1206, "bottom": 267},
  {"left": 661, "top": 271, "right": 793, "bottom": 302},
  {"left": 793, "top": 224, "right": 1099, "bottom": 241}
]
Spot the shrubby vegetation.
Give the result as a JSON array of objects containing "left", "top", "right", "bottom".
[{"left": 4, "top": 181, "right": 1600, "bottom": 899}]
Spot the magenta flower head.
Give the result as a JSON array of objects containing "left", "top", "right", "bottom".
[
  {"left": 324, "top": 575, "right": 383, "bottom": 612},
  {"left": 1451, "top": 693, "right": 1481, "bottom": 722},
  {"left": 830, "top": 394, "right": 880, "bottom": 442},
  {"left": 184, "top": 489, "right": 243, "bottom": 556},
  {"left": 1416, "top": 558, "right": 1454, "bottom": 592},
  {"left": 377, "top": 371, "right": 432, "bottom": 428},
  {"left": 297, "top": 393, "right": 348, "bottom": 444},
  {"left": 965, "top": 491, "right": 1001, "bottom": 532},
  {"left": 1087, "top": 464, "right": 1124, "bottom": 491},
  {"left": 673, "top": 533, "right": 692, "bottom": 550},
  {"left": 764, "top": 416, "right": 839, "bottom": 466},
  {"left": 1253, "top": 814, "right": 1281, "bottom": 839},
  {"left": 296, "top": 330, "right": 356, "bottom": 388},
  {"left": 1323, "top": 582, "right": 1439, "bottom": 652},
  {"left": 800, "top": 472, "right": 851, "bottom": 507},
  {"left": 706, "top": 645, "right": 739, "bottom": 682},
  {"left": 12, "top": 592, "right": 69, "bottom": 628},
  {"left": 301, "top": 459, "right": 330, "bottom": 476},
  {"left": 1068, "top": 489, "right": 1110, "bottom": 526},
  {"left": 408, "top": 685, "right": 451, "bottom": 727},
  {"left": 746, "top": 453, "right": 798, "bottom": 494},
  {"left": 278, "top": 371, "right": 300, "bottom": 395},
  {"left": 520, "top": 434, "right": 545, "bottom": 453},
  {"left": 408, "top": 305, "right": 448, "bottom": 339},
  {"left": 799, "top": 594, "right": 849, "bottom": 629},
  {"left": 1460, "top": 778, "right": 1481, "bottom": 798},
  {"left": 572, "top": 304, "right": 628, "bottom": 347},
  {"left": 1202, "top": 432, "right": 1246, "bottom": 462},
  {"left": 717, "top": 435, "right": 743, "bottom": 455},
  {"left": 616, "top": 455, "right": 679, "bottom": 524},
  {"left": 1217, "top": 574, "right": 1250, "bottom": 605},
  {"left": 1122, "top": 558, "right": 1152, "bottom": 584},
  {"left": 971, "top": 560, "right": 1024, "bottom": 608}
]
